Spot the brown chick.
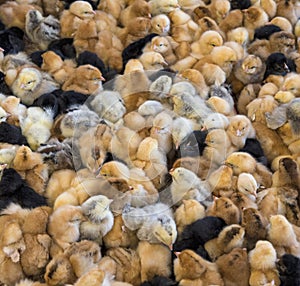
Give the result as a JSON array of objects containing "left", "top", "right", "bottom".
[
  {"left": 41, "top": 51, "right": 76, "bottom": 85},
  {"left": 47, "top": 205, "right": 84, "bottom": 251},
  {"left": 173, "top": 249, "right": 224, "bottom": 285},
  {"left": 107, "top": 247, "right": 141, "bottom": 285},
  {"left": 243, "top": 6, "right": 269, "bottom": 41},
  {"left": 103, "top": 215, "right": 139, "bottom": 249},
  {"left": 137, "top": 241, "right": 172, "bottom": 282},
  {"left": 276, "top": 0, "right": 298, "bottom": 26},
  {"left": 0, "top": 1, "right": 42, "bottom": 30},
  {"left": 62, "top": 64, "right": 105, "bottom": 95},
  {"left": 60, "top": 0, "right": 96, "bottom": 37},
  {"left": 219, "top": 9, "right": 244, "bottom": 34},
  {"left": 206, "top": 196, "right": 241, "bottom": 225},
  {"left": 216, "top": 248, "right": 250, "bottom": 286},
  {"left": 227, "top": 114, "right": 256, "bottom": 149},
  {"left": 248, "top": 240, "right": 280, "bottom": 286},
  {"left": 97, "top": 0, "right": 125, "bottom": 20},
  {"left": 174, "top": 199, "right": 206, "bottom": 234},
  {"left": 241, "top": 207, "right": 268, "bottom": 250},
  {"left": 119, "top": 0, "right": 151, "bottom": 27}
]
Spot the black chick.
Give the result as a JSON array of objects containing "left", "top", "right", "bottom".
[
  {"left": 263, "top": 52, "right": 295, "bottom": 80},
  {"left": 0, "top": 122, "right": 28, "bottom": 145},
  {"left": 121, "top": 33, "right": 158, "bottom": 71},
  {"left": 0, "top": 71, "right": 12, "bottom": 94},
  {"left": 254, "top": 24, "right": 282, "bottom": 40},
  {"left": 29, "top": 50, "right": 45, "bottom": 67},
  {"left": 173, "top": 216, "right": 227, "bottom": 255},
  {"left": 141, "top": 275, "right": 178, "bottom": 286},
  {"left": 0, "top": 27, "right": 24, "bottom": 55},
  {"left": 229, "top": 0, "right": 251, "bottom": 10},
  {"left": 239, "top": 138, "right": 268, "bottom": 167},
  {"left": 0, "top": 167, "right": 48, "bottom": 211},
  {"left": 277, "top": 254, "right": 300, "bottom": 286},
  {"left": 177, "top": 130, "right": 208, "bottom": 158},
  {"left": 48, "top": 37, "right": 76, "bottom": 59}
]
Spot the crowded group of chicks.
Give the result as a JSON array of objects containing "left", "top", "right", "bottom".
[{"left": 0, "top": 0, "right": 300, "bottom": 285}]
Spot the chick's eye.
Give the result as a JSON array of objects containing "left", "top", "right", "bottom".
[{"left": 157, "top": 24, "right": 160, "bottom": 27}]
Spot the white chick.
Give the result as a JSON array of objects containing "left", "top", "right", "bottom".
[
  {"left": 60, "top": 106, "right": 101, "bottom": 138},
  {"left": 169, "top": 167, "right": 211, "bottom": 205},
  {"left": 122, "top": 202, "right": 177, "bottom": 248},
  {"left": 138, "top": 100, "right": 164, "bottom": 116},
  {"left": 169, "top": 81, "right": 197, "bottom": 98},
  {"left": 202, "top": 112, "right": 229, "bottom": 130},
  {"left": 150, "top": 111, "right": 173, "bottom": 154},
  {"left": 149, "top": 75, "right": 173, "bottom": 102},
  {"left": 0, "top": 145, "right": 18, "bottom": 166},
  {"left": 80, "top": 195, "right": 114, "bottom": 244},
  {"left": 0, "top": 106, "right": 9, "bottom": 122},
  {"left": 20, "top": 106, "right": 54, "bottom": 150},
  {"left": 89, "top": 90, "right": 126, "bottom": 124},
  {"left": 171, "top": 116, "right": 195, "bottom": 149},
  {"left": 237, "top": 172, "right": 259, "bottom": 202}
]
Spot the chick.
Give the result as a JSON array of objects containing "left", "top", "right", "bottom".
[
  {"left": 277, "top": 253, "right": 300, "bottom": 286},
  {"left": 41, "top": 50, "right": 76, "bottom": 85},
  {"left": 227, "top": 115, "right": 256, "bottom": 149},
  {"left": 236, "top": 172, "right": 259, "bottom": 201},
  {"left": 243, "top": 6, "right": 269, "bottom": 40},
  {"left": 206, "top": 197, "right": 241, "bottom": 225},
  {"left": 219, "top": 9, "right": 244, "bottom": 35},
  {"left": 20, "top": 106, "right": 54, "bottom": 151},
  {"left": 60, "top": 0, "right": 96, "bottom": 38},
  {"left": 119, "top": 0, "right": 151, "bottom": 27},
  {"left": 173, "top": 249, "right": 224, "bottom": 285},
  {"left": 62, "top": 64, "right": 105, "bottom": 95},
  {"left": 207, "top": 0, "right": 231, "bottom": 24},
  {"left": 276, "top": 0, "right": 298, "bottom": 26},
  {"left": 150, "top": 14, "right": 171, "bottom": 35},
  {"left": 139, "top": 51, "right": 168, "bottom": 70},
  {"left": 204, "top": 224, "right": 245, "bottom": 261},
  {"left": 241, "top": 208, "right": 268, "bottom": 250},
  {"left": 137, "top": 241, "right": 172, "bottom": 282},
  {"left": 6, "top": 66, "right": 59, "bottom": 106},
  {"left": 122, "top": 202, "right": 177, "bottom": 248},
  {"left": 169, "top": 167, "right": 211, "bottom": 205},
  {"left": 148, "top": 0, "right": 180, "bottom": 16},
  {"left": 25, "top": 9, "right": 60, "bottom": 51},
  {"left": 267, "top": 214, "right": 300, "bottom": 257},
  {"left": 47, "top": 205, "right": 84, "bottom": 250},
  {"left": 216, "top": 248, "right": 250, "bottom": 286},
  {"left": 0, "top": 1, "right": 41, "bottom": 30},
  {"left": 263, "top": 52, "right": 291, "bottom": 80},
  {"left": 80, "top": 195, "right": 114, "bottom": 244},
  {"left": 146, "top": 36, "right": 177, "bottom": 65},
  {"left": 174, "top": 199, "right": 206, "bottom": 234},
  {"left": 203, "top": 128, "right": 237, "bottom": 167},
  {"left": 248, "top": 240, "right": 280, "bottom": 286},
  {"left": 202, "top": 112, "right": 229, "bottom": 131}
]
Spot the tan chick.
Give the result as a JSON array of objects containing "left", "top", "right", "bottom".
[
  {"left": 47, "top": 205, "right": 84, "bottom": 251},
  {"left": 248, "top": 240, "right": 281, "bottom": 286},
  {"left": 225, "top": 151, "right": 273, "bottom": 188},
  {"left": 207, "top": 0, "right": 231, "bottom": 24},
  {"left": 60, "top": 0, "right": 96, "bottom": 37},
  {"left": 174, "top": 199, "right": 206, "bottom": 234},
  {"left": 148, "top": 0, "right": 180, "bottom": 16},
  {"left": 267, "top": 214, "right": 300, "bottom": 257},
  {"left": 150, "top": 14, "right": 171, "bottom": 35},
  {"left": 119, "top": 0, "right": 151, "bottom": 27},
  {"left": 139, "top": 51, "right": 168, "bottom": 70},
  {"left": 243, "top": 6, "right": 269, "bottom": 41},
  {"left": 6, "top": 66, "right": 60, "bottom": 106},
  {"left": 227, "top": 114, "right": 256, "bottom": 149}
]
